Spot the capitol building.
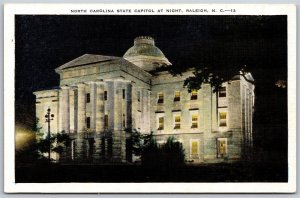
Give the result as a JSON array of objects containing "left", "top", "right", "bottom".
[{"left": 34, "top": 36, "right": 255, "bottom": 163}]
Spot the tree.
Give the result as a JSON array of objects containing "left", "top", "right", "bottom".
[
  {"left": 35, "top": 128, "right": 71, "bottom": 162},
  {"left": 141, "top": 135, "right": 185, "bottom": 168},
  {"left": 127, "top": 129, "right": 186, "bottom": 167},
  {"left": 141, "top": 132, "right": 159, "bottom": 166},
  {"left": 161, "top": 137, "right": 185, "bottom": 167},
  {"left": 52, "top": 131, "right": 72, "bottom": 155},
  {"left": 129, "top": 129, "right": 143, "bottom": 156}
]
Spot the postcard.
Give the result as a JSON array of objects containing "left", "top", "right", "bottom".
[{"left": 4, "top": 3, "right": 296, "bottom": 193}]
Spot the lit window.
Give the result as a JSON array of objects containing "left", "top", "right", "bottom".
[
  {"left": 191, "top": 90, "right": 198, "bottom": 100},
  {"left": 86, "top": 117, "right": 90, "bottom": 129},
  {"left": 191, "top": 140, "right": 199, "bottom": 155},
  {"left": 86, "top": 93, "right": 90, "bottom": 103},
  {"left": 104, "top": 91, "right": 107, "bottom": 100},
  {"left": 217, "top": 138, "right": 227, "bottom": 158},
  {"left": 104, "top": 114, "right": 108, "bottom": 129},
  {"left": 158, "top": 92, "right": 164, "bottom": 103},
  {"left": 137, "top": 91, "right": 141, "bottom": 102},
  {"left": 174, "top": 115, "right": 181, "bottom": 129},
  {"left": 191, "top": 114, "right": 198, "bottom": 128},
  {"left": 174, "top": 91, "right": 180, "bottom": 102},
  {"left": 219, "top": 112, "right": 227, "bottom": 127},
  {"left": 158, "top": 117, "right": 164, "bottom": 130},
  {"left": 219, "top": 87, "right": 226, "bottom": 97},
  {"left": 122, "top": 89, "right": 126, "bottom": 99}
]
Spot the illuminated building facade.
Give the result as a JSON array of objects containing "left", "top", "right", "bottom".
[{"left": 34, "top": 36, "right": 255, "bottom": 163}]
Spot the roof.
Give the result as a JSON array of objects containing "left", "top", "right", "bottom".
[
  {"left": 123, "top": 36, "right": 167, "bottom": 59},
  {"left": 124, "top": 43, "right": 166, "bottom": 58},
  {"left": 54, "top": 53, "right": 152, "bottom": 78},
  {"left": 55, "top": 54, "right": 120, "bottom": 72}
]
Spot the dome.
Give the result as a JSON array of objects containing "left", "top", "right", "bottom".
[
  {"left": 124, "top": 36, "right": 165, "bottom": 58},
  {"left": 123, "top": 36, "right": 171, "bottom": 71}
]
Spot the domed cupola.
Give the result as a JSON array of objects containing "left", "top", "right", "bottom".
[{"left": 123, "top": 36, "right": 172, "bottom": 71}]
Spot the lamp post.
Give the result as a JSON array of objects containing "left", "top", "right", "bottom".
[{"left": 45, "top": 107, "right": 54, "bottom": 161}]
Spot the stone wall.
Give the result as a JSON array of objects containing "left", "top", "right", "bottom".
[{"left": 151, "top": 71, "right": 254, "bottom": 162}]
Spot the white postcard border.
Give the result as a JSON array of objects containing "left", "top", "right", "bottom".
[{"left": 4, "top": 3, "right": 296, "bottom": 193}]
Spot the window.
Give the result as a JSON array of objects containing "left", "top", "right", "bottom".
[
  {"left": 191, "top": 140, "right": 199, "bottom": 155},
  {"left": 137, "top": 111, "right": 141, "bottom": 130},
  {"left": 122, "top": 89, "right": 126, "bottom": 99},
  {"left": 174, "top": 115, "right": 181, "bottom": 129},
  {"left": 86, "top": 117, "right": 90, "bottom": 129},
  {"left": 86, "top": 93, "right": 90, "bottom": 103},
  {"left": 157, "top": 92, "right": 164, "bottom": 103},
  {"left": 104, "top": 114, "right": 108, "bottom": 129},
  {"left": 191, "top": 90, "right": 198, "bottom": 100},
  {"left": 219, "top": 112, "right": 227, "bottom": 127},
  {"left": 174, "top": 91, "right": 180, "bottom": 102},
  {"left": 104, "top": 91, "right": 107, "bottom": 100},
  {"left": 219, "top": 86, "right": 226, "bottom": 97},
  {"left": 122, "top": 114, "right": 126, "bottom": 128},
  {"left": 191, "top": 114, "right": 198, "bottom": 128},
  {"left": 158, "top": 116, "right": 164, "bottom": 130},
  {"left": 137, "top": 91, "right": 141, "bottom": 102},
  {"left": 217, "top": 138, "right": 227, "bottom": 158}
]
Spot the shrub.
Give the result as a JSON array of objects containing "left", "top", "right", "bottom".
[{"left": 141, "top": 136, "right": 185, "bottom": 168}]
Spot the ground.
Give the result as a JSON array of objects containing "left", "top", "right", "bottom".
[{"left": 15, "top": 160, "right": 287, "bottom": 183}]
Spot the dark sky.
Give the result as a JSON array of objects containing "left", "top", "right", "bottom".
[{"left": 15, "top": 15, "right": 287, "bottom": 162}]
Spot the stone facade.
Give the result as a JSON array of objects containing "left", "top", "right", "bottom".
[{"left": 34, "top": 36, "right": 255, "bottom": 163}]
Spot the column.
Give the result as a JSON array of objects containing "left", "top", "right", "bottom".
[
  {"left": 65, "top": 87, "right": 75, "bottom": 162},
  {"left": 125, "top": 83, "right": 132, "bottom": 129},
  {"left": 142, "top": 88, "right": 151, "bottom": 133},
  {"left": 131, "top": 86, "right": 137, "bottom": 130},
  {"left": 69, "top": 87, "right": 76, "bottom": 134},
  {"left": 140, "top": 89, "right": 144, "bottom": 133},
  {"left": 112, "top": 81, "right": 126, "bottom": 162},
  {"left": 245, "top": 88, "right": 248, "bottom": 147},
  {"left": 96, "top": 82, "right": 104, "bottom": 132},
  {"left": 59, "top": 86, "right": 70, "bottom": 133},
  {"left": 75, "top": 83, "right": 86, "bottom": 161},
  {"left": 77, "top": 83, "right": 86, "bottom": 133},
  {"left": 250, "top": 90, "right": 253, "bottom": 149},
  {"left": 114, "top": 81, "right": 122, "bottom": 131},
  {"left": 94, "top": 81, "right": 104, "bottom": 162},
  {"left": 74, "top": 88, "right": 78, "bottom": 133},
  {"left": 147, "top": 90, "right": 151, "bottom": 132},
  {"left": 90, "top": 82, "right": 96, "bottom": 132},
  {"left": 107, "top": 81, "right": 114, "bottom": 130},
  {"left": 58, "top": 89, "right": 64, "bottom": 132}
]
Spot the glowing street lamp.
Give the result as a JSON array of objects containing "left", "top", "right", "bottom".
[{"left": 45, "top": 107, "right": 54, "bottom": 161}]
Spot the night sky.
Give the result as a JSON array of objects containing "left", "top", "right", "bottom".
[{"left": 15, "top": 15, "right": 287, "bottom": 164}]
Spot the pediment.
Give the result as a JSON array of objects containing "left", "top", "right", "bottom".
[{"left": 55, "top": 54, "right": 120, "bottom": 72}]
